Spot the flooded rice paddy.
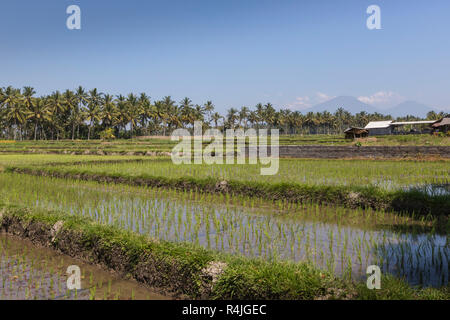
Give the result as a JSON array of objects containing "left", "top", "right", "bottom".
[
  {"left": 0, "top": 233, "right": 170, "bottom": 300},
  {"left": 0, "top": 173, "right": 448, "bottom": 288}
]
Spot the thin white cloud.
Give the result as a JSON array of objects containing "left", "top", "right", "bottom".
[
  {"left": 357, "top": 91, "right": 404, "bottom": 108},
  {"left": 288, "top": 92, "right": 336, "bottom": 110},
  {"left": 316, "top": 92, "right": 335, "bottom": 103},
  {"left": 287, "top": 96, "right": 311, "bottom": 110}
]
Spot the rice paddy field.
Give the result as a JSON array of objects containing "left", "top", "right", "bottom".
[
  {"left": 0, "top": 145, "right": 449, "bottom": 300},
  {"left": 0, "top": 154, "right": 147, "bottom": 170},
  {"left": 23, "top": 158, "right": 448, "bottom": 191},
  {"left": 0, "top": 134, "right": 448, "bottom": 156}
]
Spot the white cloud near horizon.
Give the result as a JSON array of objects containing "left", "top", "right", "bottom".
[
  {"left": 287, "top": 96, "right": 311, "bottom": 109},
  {"left": 357, "top": 91, "right": 405, "bottom": 108},
  {"left": 288, "top": 92, "right": 336, "bottom": 110},
  {"left": 316, "top": 92, "right": 335, "bottom": 104}
]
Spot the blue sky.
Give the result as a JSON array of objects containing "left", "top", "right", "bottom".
[{"left": 1, "top": 0, "right": 449, "bottom": 113}]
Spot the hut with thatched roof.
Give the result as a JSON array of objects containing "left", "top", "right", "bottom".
[
  {"left": 344, "top": 127, "right": 369, "bottom": 140},
  {"left": 432, "top": 117, "right": 450, "bottom": 133}
]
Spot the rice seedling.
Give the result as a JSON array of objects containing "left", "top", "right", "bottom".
[{"left": 22, "top": 157, "right": 447, "bottom": 192}]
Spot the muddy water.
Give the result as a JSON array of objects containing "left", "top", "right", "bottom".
[{"left": 0, "top": 233, "right": 171, "bottom": 300}]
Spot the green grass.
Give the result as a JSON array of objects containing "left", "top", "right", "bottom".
[{"left": 27, "top": 158, "right": 448, "bottom": 191}]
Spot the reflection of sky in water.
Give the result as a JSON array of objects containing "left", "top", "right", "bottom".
[
  {"left": 405, "top": 184, "right": 450, "bottom": 196},
  {"left": 30, "top": 185, "right": 449, "bottom": 288}
]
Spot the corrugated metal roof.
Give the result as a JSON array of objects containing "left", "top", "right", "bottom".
[
  {"left": 391, "top": 121, "right": 436, "bottom": 125},
  {"left": 364, "top": 121, "right": 393, "bottom": 129}
]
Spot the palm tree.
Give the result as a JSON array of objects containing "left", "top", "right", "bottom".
[
  {"left": 138, "top": 93, "right": 151, "bottom": 134},
  {"left": 126, "top": 93, "right": 140, "bottom": 138},
  {"left": 168, "top": 106, "right": 182, "bottom": 130},
  {"left": 278, "top": 109, "right": 291, "bottom": 134},
  {"left": 426, "top": 111, "right": 438, "bottom": 121},
  {"left": 47, "top": 91, "right": 67, "bottom": 140},
  {"left": 74, "top": 86, "right": 88, "bottom": 139},
  {"left": 180, "top": 97, "right": 194, "bottom": 128},
  {"left": 115, "top": 94, "right": 129, "bottom": 137},
  {"left": 159, "top": 96, "right": 176, "bottom": 135},
  {"left": 101, "top": 94, "right": 118, "bottom": 128},
  {"left": 154, "top": 100, "right": 166, "bottom": 135},
  {"left": 194, "top": 104, "right": 205, "bottom": 123},
  {"left": 321, "top": 111, "right": 332, "bottom": 134},
  {"left": 226, "top": 108, "right": 238, "bottom": 129},
  {"left": 22, "top": 86, "right": 36, "bottom": 110},
  {"left": 203, "top": 101, "right": 215, "bottom": 125},
  {"left": 86, "top": 89, "right": 103, "bottom": 140},
  {"left": 21, "top": 87, "right": 36, "bottom": 138},
  {"left": 247, "top": 111, "right": 258, "bottom": 130},
  {"left": 238, "top": 106, "right": 249, "bottom": 129},
  {"left": 263, "top": 103, "right": 276, "bottom": 129},
  {"left": 62, "top": 89, "right": 77, "bottom": 138},
  {"left": 355, "top": 111, "right": 369, "bottom": 128},
  {"left": 255, "top": 103, "right": 264, "bottom": 129},
  {"left": 304, "top": 112, "right": 318, "bottom": 134},
  {"left": 211, "top": 112, "right": 222, "bottom": 129},
  {"left": 27, "top": 97, "right": 51, "bottom": 140},
  {"left": 2, "top": 87, "right": 26, "bottom": 140},
  {"left": 292, "top": 111, "right": 304, "bottom": 134}
]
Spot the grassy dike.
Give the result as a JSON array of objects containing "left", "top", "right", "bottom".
[
  {"left": 6, "top": 165, "right": 450, "bottom": 217},
  {"left": 0, "top": 203, "right": 448, "bottom": 300}
]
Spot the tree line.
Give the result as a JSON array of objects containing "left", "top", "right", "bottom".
[{"left": 0, "top": 86, "right": 446, "bottom": 140}]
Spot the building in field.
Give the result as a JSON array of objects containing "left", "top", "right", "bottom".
[
  {"left": 344, "top": 127, "right": 369, "bottom": 139},
  {"left": 364, "top": 121, "right": 394, "bottom": 136},
  {"left": 364, "top": 120, "right": 437, "bottom": 136},
  {"left": 431, "top": 117, "right": 450, "bottom": 133}
]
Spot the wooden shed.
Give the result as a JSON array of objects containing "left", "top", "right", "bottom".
[
  {"left": 432, "top": 117, "right": 450, "bottom": 133},
  {"left": 344, "top": 127, "right": 369, "bottom": 139}
]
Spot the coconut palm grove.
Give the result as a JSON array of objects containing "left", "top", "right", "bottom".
[{"left": 1, "top": 85, "right": 447, "bottom": 141}]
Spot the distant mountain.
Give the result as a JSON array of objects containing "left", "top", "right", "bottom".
[
  {"left": 384, "top": 101, "right": 437, "bottom": 118},
  {"left": 304, "top": 96, "right": 378, "bottom": 114},
  {"left": 304, "top": 96, "right": 443, "bottom": 118}
]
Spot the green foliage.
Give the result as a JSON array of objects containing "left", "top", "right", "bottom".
[{"left": 99, "top": 128, "right": 116, "bottom": 140}]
